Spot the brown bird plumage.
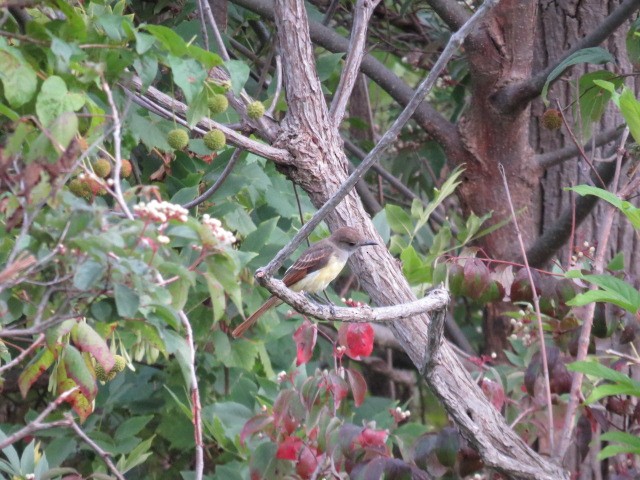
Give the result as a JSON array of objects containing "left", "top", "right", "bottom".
[{"left": 231, "top": 227, "right": 376, "bottom": 337}]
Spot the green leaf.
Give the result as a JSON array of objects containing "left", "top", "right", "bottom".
[
  {"left": 63, "top": 344, "right": 97, "bottom": 399},
  {"left": 0, "top": 41, "right": 38, "bottom": 108},
  {"left": 115, "top": 415, "right": 154, "bottom": 442},
  {"left": 35, "top": 76, "right": 85, "bottom": 127},
  {"left": 168, "top": 56, "right": 207, "bottom": 104},
  {"left": 586, "top": 383, "right": 640, "bottom": 403},
  {"left": 568, "top": 184, "right": 640, "bottom": 229},
  {"left": 316, "top": 53, "right": 344, "bottom": 81},
  {"left": 186, "top": 86, "right": 209, "bottom": 128},
  {"left": 568, "top": 360, "right": 639, "bottom": 386},
  {"left": 598, "top": 443, "right": 640, "bottom": 461},
  {"left": 144, "top": 25, "right": 188, "bottom": 56},
  {"left": 18, "top": 347, "right": 55, "bottom": 398},
  {"left": 401, "top": 245, "right": 431, "bottom": 285},
  {"left": 385, "top": 204, "right": 412, "bottom": 236},
  {"left": 73, "top": 260, "right": 105, "bottom": 290},
  {"left": 71, "top": 322, "right": 115, "bottom": 372},
  {"left": 619, "top": 87, "right": 640, "bottom": 145},
  {"left": 566, "top": 272, "right": 640, "bottom": 313},
  {"left": 133, "top": 55, "right": 158, "bottom": 91},
  {"left": 541, "top": 47, "right": 614, "bottom": 104},
  {"left": 578, "top": 71, "right": 622, "bottom": 139},
  {"left": 134, "top": 31, "right": 155, "bottom": 54},
  {"left": 225, "top": 60, "right": 250, "bottom": 95},
  {"left": 116, "top": 435, "right": 155, "bottom": 473},
  {"left": 626, "top": 17, "right": 640, "bottom": 67},
  {"left": 607, "top": 252, "right": 625, "bottom": 271},
  {"left": 114, "top": 284, "right": 140, "bottom": 318}
]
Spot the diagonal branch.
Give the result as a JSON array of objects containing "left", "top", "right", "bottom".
[{"left": 329, "top": 0, "right": 381, "bottom": 126}]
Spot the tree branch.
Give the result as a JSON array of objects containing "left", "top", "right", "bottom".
[
  {"left": 425, "top": 0, "right": 470, "bottom": 31},
  {"left": 329, "top": 0, "right": 381, "bottom": 126},
  {"left": 493, "top": 0, "right": 640, "bottom": 113}
]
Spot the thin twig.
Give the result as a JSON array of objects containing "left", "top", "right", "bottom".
[
  {"left": 65, "top": 413, "right": 126, "bottom": 480},
  {"left": 0, "top": 388, "right": 77, "bottom": 450},
  {"left": 266, "top": 54, "right": 283, "bottom": 116},
  {"left": 201, "top": 0, "right": 230, "bottom": 61},
  {"left": 498, "top": 163, "right": 554, "bottom": 451},
  {"left": 182, "top": 148, "right": 244, "bottom": 209},
  {"left": 329, "top": 0, "right": 381, "bottom": 126},
  {"left": 555, "top": 127, "right": 630, "bottom": 461},
  {"left": 197, "top": 0, "right": 210, "bottom": 50},
  {"left": 555, "top": 100, "right": 606, "bottom": 188},
  {"left": 178, "top": 310, "right": 204, "bottom": 480},
  {"left": 102, "top": 78, "right": 134, "bottom": 220},
  {"left": 263, "top": 0, "right": 499, "bottom": 276},
  {"left": 0, "top": 334, "right": 45, "bottom": 374}
]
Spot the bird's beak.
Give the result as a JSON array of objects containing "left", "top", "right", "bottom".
[{"left": 359, "top": 239, "right": 377, "bottom": 247}]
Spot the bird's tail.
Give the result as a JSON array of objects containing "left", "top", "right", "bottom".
[{"left": 231, "top": 296, "right": 282, "bottom": 338}]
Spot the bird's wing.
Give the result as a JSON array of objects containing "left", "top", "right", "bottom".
[{"left": 281, "top": 241, "right": 333, "bottom": 287}]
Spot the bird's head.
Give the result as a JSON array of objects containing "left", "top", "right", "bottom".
[{"left": 331, "top": 226, "right": 377, "bottom": 254}]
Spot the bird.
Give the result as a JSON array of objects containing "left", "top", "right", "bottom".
[{"left": 231, "top": 226, "right": 377, "bottom": 337}]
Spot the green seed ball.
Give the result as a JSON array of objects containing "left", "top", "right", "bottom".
[
  {"left": 95, "top": 364, "right": 109, "bottom": 382},
  {"left": 208, "top": 94, "right": 229, "bottom": 115},
  {"left": 68, "top": 178, "right": 92, "bottom": 200},
  {"left": 541, "top": 109, "right": 562, "bottom": 130},
  {"left": 113, "top": 355, "right": 127, "bottom": 372},
  {"left": 92, "top": 158, "right": 112, "bottom": 178},
  {"left": 167, "top": 129, "right": 190, "bottom": 150},
  {"left": 203, "top": 129, "right": 226, "bottom": 151},
  {"left": 246, "top": 101, "right": 265, "bottom": 119}
]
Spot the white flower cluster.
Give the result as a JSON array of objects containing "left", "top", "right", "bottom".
[
  {"left": 394, "top": 406, "right": 411, "bottom": 420},
  {"left": 202, "top": 214, "right": 236, "bottom": 245},
  {"left": 133, "top": 200, "right": 189, "bottom": 223}
]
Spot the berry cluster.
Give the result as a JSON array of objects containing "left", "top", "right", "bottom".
[
  {"left": 133, "top": 200, "right": 189, "bottom": 223},
  {"left": 202, "top": 214, "right": 236, "bottom": 245}
]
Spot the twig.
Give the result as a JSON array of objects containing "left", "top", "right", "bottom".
[
  {"left": 201, "top": 0, "right": 230, "bottom": 61},
  {"left": 178, "top": 310, "right": 204, "bottom": 480},
  {"left": 536, "top": 125, "right": 624, "bottom": 170},
  {"left": 0, "top": 388, "right": 78, "bottom": 450},
  {"left": 196, "top": 0, "right": 210, "bottom": 50},
  {"left": 329, "top": 0, "right": 381, "bottom": 126},
  {"left": 605, "top": 348, "right": 640, "bottom": 365},
  {"left": 555, "top": 100, "right": 606, "bottom": 188},
  {"left": 0, "top": 334, "right": 45, "bottom": 374},
  {"left": 102, "top": 78, "right": 134, "bottom": 220},
  {"left": 266, "top": 54, "right": 282, "bottom": 116},
  {"left": 262, "top": 0, "right": 498, "bottom": 277},
  {"left": 65, "top": 413, "right": 126, "bottom": 480},
  {"left": 555, "top": 127, "right": 630, "bottom": 461},
  {"left": 498, "top": 163, "right": 554, "bottom": 451},
  {"left": 123, "top": 79, "right": 292, "bottom": 164},
  {"left": 182, "top": 148, "right": 244, "bottom": 209}
]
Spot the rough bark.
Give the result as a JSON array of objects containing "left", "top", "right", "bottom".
[{"left": 532, "top": 0, "right": 640, "bottom": 271}]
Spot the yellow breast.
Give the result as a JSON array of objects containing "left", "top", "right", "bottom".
[{"left": 291, "top": 256, "right": 347, "bottom": 293}]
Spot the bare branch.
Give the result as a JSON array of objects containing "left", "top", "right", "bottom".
[
  {"left": 555, "top": 128, "right": 630, "bottom": 461},
  {"left": 124, "top": 77, "right": 292, "bottom": 164},
  {"left": 493, "top": 0, "right": 640, "bottom": 113},
  {"left": 425, "top": 0, "right": 470, "bottom": 31},
  {"left": 256, "top": 273, "right": 450, "bottom": 322},
  {"left": 499, "top": 163, "right": 554, "bottom": 451},
  {"left": 536, "top": 125, "right": 624, "bottom": 170},
  {"left": 178, "top": 310, "right": 204, "bottom": 480},
  {"left": 329, "top": 0, "right": 381, "bottom": 126},
  {"left": 65, "top": 413, "right": 126, "bottom": 480},
  {"left": 102, "top": 78, "right": 134, "bottom": 220},
  {"left": 182, "top": 148, "right": 245, "bottom": 209},
  {"left": 0, "top": 334, "right": 45, "bottom": 374}
]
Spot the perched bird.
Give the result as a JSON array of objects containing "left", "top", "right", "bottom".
[{"left": 232, "top": 226, "right": 377, "bottom": 337}]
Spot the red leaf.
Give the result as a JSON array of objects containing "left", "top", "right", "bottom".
[
  {"left": 338, "top": 323, "right": 374, "bottom": 360},
  {"left": 71, "top": 322, "right": 115, "bottom": 372},
  {"left": 18, "top": 347, "right": 56, "bottom": 398},
  {"left": 480, "top": 378, "right": 505, "bottom": 411},
  {"left": 346, "top": 368, "right": 367, "bottom": 407},
  {"left": 293, "top": 320, "right": 317, "bottom": 366},
  {"left": 240, "top": 413, "right": 273, "bottom": 446},
  {"left": 324, "top": 372, "right": 349, "bottom": 410},
  {"left": 296, "top": 445, "right": 320, "bottom": 479},
  {"left": 276, "top": 436, "right": 303, "bottom": 460}
]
